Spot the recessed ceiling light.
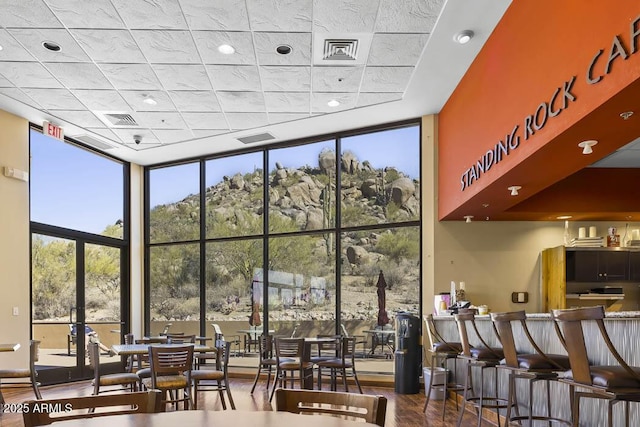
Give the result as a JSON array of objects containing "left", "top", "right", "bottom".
[
  {"left": 142, "top": 95, "right": 157, "bottom": 106},
  {"left": 620, "top": 111, "right": 634, "bottom": 120},
  {"left": 0, "top": 45, "right": 3, "bottom": 51},
  {"left": 556, "top": 215, "right": 572, "bottom": 220},
  {"left": 453, "top": 30, "right": 474, "bottom": 44},
  {"left": 276, "top": 44, "right": 292, "bottom": 55},
  {"left": 218, "top": 44, "right": 235, "bottom": 55},
  {"left": 327, "top": 99, "right": 340, "bottom": 107},
  {"left": 578, "top": 139, "right": 598, "bottom": 154},
  {"left": 42, "top": 41, "right": 61, "bottom": 52}
]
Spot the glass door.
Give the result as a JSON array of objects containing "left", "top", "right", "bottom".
[{"left": 31, "top": 234, "right": 124, "bottom": 383}]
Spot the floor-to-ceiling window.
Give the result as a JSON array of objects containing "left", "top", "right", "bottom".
[
  {"left": 30, "top": 128, "right": 129, "bottom": 384},
  {"left": 145, "top": 121, "right": 421, "bottom": 373}
]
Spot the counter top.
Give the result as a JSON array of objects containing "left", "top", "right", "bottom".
[{"left": 433, "top": 311, "right": 640, "bottom": 319}]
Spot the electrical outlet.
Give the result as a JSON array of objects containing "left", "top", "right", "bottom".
[
  {"left": 12, "top": 306, "right": 19, "bottom": 316},
  {"left": 511, "top": 292, "right": 529, "bottom": 303}
]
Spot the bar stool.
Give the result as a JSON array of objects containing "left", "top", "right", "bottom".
[
  {"left": 491, "top": 310, "right": 571, "bottom": 426},
  {"left": 422, "top": 314, "right": 467, "bottom": 420},
  {"left": 455, "top": 311, "right": 508, "bottom": 427},
  {"left": 552, "top": 305, "right": 640, "bottom": 427}
]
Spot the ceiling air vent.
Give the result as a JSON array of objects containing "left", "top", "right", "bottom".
[
  {"left": 73, "top": 134, "right": 116, "bottom": 150},
  {"left": 95, "top": 111, "right": 139, "bottom": 128},
  {"left": 237, "top": 132, "right": 275, "bottom": 144},
  {"left": 323, "top": 39, "right": 358, "bottom": 61}
]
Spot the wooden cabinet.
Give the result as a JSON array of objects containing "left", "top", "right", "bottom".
[
  {"left": 566, "top": 250, "right": 629, "bottom": 282},
  {"left": 542, "top": 246, "right": 636, "bottom": 311}
]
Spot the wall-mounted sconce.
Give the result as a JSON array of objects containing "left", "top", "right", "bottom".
[
  {"left": 578, "top": 139, "right": 598, "bottom": 154},
  {"left": 464, "top": 215, "right": 473, "bottom": 223},
  {"left": 508, "top": 185, "right": 521, "bottom": 196}
]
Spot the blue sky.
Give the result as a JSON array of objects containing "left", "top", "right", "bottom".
[{"left": 32, "top": 125, "right": 420, "bottom": 233}]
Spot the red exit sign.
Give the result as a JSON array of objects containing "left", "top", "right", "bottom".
[{"left": 43, "top": 121, "right": 64, "bottom": 140}]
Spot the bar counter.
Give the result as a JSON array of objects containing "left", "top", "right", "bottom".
[{"left": 432, "top": 312, "right": 640, "bottom": 426}]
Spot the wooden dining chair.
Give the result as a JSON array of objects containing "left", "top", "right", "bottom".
[
  {"left": 275, "top": 388, "right": 387, "bottom": 427},
  {"left": 142, "top": 344, "right": 194, "bottom": 410},
  {"left": 317, "top": 337, "right": 363, "bottom": 393},
  {"left": 191, "top": 339, "right": 235, "bottom": 409},
  {"left": 269, "top": 337, "right": 313, "bottom": 402},
  {"left": 552, "top": 305, "right": 640, "bottom": 427},
  {"left": 0, "top": 340, "right": 42, "bottom": 405},
  {"left": 88, "top": 341, "right": 139, "bottom": 395},
  {"left": 22, "top": 389, "right": 162, "bottom": 426},
  {"left": 133, "top": 337, "right": 168, "bottom": 387}
]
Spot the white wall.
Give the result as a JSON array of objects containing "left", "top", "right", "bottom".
[{"left": 0, "top": 110, "right": 31, "bottom": 368}]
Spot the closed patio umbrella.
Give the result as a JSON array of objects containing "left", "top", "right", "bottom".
[
  {"left": 250, "top": 278, "right": 262, "bottom": 326},
  {"left": 376, "top": 271, "right": 389, "bottom": 327}
]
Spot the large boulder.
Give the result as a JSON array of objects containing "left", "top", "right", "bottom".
[
  {"left": 287, "top": 182, "right": 322, "bottom": 207},
  {"left": 229, "top": 173, "right": 244, "bottom": 190},
  {"left": 341, "top": 151, "right": 360, "bottom": 174},
  {"left": 390, "top": 177, "right": 415, "bottom": 206},
  {"left": 360, "top": 178, "right": 378, "bottom": 198},
  {"left": 346, "top": 245, "right": 370, "bottom": 265},
  {"left": 318, "top": 149, "right": 336, "bottom": 173}
]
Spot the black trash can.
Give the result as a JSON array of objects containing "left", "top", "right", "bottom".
[{"left": 394, "top": 312, "right": 421, "bottom": 394}]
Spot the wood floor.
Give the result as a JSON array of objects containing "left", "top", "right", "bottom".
[{"left": 0, "top": 377, "right": 492, "bottom": 426}]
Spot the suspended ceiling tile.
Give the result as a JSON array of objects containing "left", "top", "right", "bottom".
[
  {"left": 375, "top": 0, "right": 441, "bottom": 33},
  {"left": 312, "top": 66, "right": 364, "bottom": 92},
  {"left": 0, "top": 87, "right": 43, "bottom": 108},
  {"left": 9, "top": 29, "right": 91, "bottom": 62},
  {"left": 152, "top": 129, "right": 196, "bottom": 144},
  {"left": 207, "top": 65, "right": 261, "bottom": 91},
  {"left": 247, "top": 0, "right": 312, "bottom": 32},
  {"left": 71, "top": 89, "right": 130, "bottom": 111},
  {"left": 253, "top": 32, "right": 312, "bottom": 66},
  {"left": 0, "top": 30, "right": 37, "bottom": 61},
  {"left": 311, "top": 92, "right": 357, "bottom": 113},
  {"left": 46, "top": 63, "right": 113, "bottom": 89},
  {"left": 261, "top": 66, "right": 311, "bottom": 92},
  {"left": 48, "top": 110, "right": 105, "bottom": 127},
  {"left": 46, "top": 0, "right": 125, "bottom": 29},
  {"left": 100, "top": 64, "right": 163, "bottom": 90},
  {"left": 153, "top": 64, "right": 212, "bottom": 90},
  {"left": 112, "top": 128, "right": 160, "bottom": 145},
  {"left": 356, "top": 92, "right": 402, "bottom": 107},
  {"left": 168, "top": 90, "right": 221, "bottom": 112},
  {"left": 312, "top": 0, "right": 380, "bottom": 33},
  {"left": 264, "top": 92, "right": 310, "bottom": 113},
  {"left": 192, "top": 129, "right": 228, "bottom": 138},
  {"left": 268, "top": 112, "right": 311, "bottom": 124},
  {"left": 110, "top": 0, "right": 187, "bottom": 29},
  {"left": 85, "top": 127, "right": 120, "bottom": 142},
  {"left": 182, "top": 112, "right": 229, "bottom": 129},
  {"left": 368, "top": 33, "right": 429, "bottom": 66},
  {"left": 192, "top": 31, "right": 256, "bottom": 65},
  {"left": 0, "top": 73, "right": 13, "bottom": 87},
  {"left": 217, "top": 91, "right": 265, "bottom": 113},
  {"left": 226, "top": 112, "right": 269, "bottom": 130},
  {"left": 21, "top": 88, "right": 85, "bottom": 110},
  {"left": 71, "top": 30, "right": 146, "bottom": 63},
  {"left": 120, "top": 90, "right": 176, "bottom": 112},
  {"left": 180, "top": 0, "right": 250, "bottom": 31},
  {"left": 361, "top": 66, "right": 414, "bottom": 92},
  {"left": 135, "top": 111, "right": 187, "bottom": 129},
  {"left": 0, "top": 0, "right": 62, "bottom": 28},
  {"left": 132, "top": 30, "right": 201, "bottom": 64},
  {"left": 0, "top": 62, "right": 62, "bottom": 88}
]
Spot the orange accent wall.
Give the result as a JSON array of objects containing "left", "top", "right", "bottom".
[{"left": 438, "top": 1, "right": 640, "bottom": 220}]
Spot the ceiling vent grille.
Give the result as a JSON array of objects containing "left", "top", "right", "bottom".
[
  {"left": 95, "top": 111, "right": 140, "bottom": 128},
  {"left": 237, "top": 132, "right": 275, "bottom": 144},
  {"left": 74, "top": 134, "right": 116, "bottom": 150},
  {"left": 323, "top": 39, "right": 358, "bottom": 61}
]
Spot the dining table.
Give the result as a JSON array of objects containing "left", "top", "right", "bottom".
[
  {"left": 362, "top": 329, "right": 396, "bottom": 357},
  {"left": 46, "top": 409, "right": 379, "bottom": 427}
]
